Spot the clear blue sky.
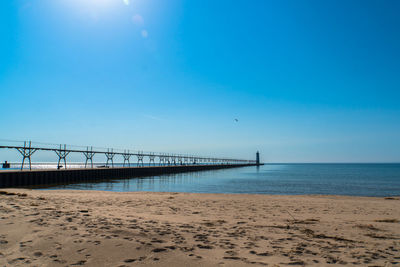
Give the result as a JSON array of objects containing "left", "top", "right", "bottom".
[{"left": 1, "top": 0, "right": 399, "bottom": 162}]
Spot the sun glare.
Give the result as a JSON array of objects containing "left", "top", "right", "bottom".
[{"left": 64, "top": 0, "right": 129, "bottom": 13}]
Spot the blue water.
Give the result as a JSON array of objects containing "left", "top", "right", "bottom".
[{"left": 45, "top": 163, "right": 400, "bottom": 197}]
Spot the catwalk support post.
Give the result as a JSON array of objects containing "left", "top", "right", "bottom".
[
  {"left": 83, "top": 147, "right": 95, "bottom": 168},
  {"left": 123, "top": 150, "right": 131, "bottom": 167},
  {"left": 137, "top": 152, "right": 144, "bottom": 167},
  {"left": 105, "top": 149, "right": 115, "bottom": 168},
  {"left": 16, "top": 141, "right": 37, "bottom": 170},
  {"left": 55, "top": 144, "right": 70, "bottom": 169}
]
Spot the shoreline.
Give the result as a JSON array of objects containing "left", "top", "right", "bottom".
[
  {"left": 1, "top": 189, "right": 399, "bottom": 266},
  {"left": 39, "top": 188, "right": 400, "bottom": 198}
]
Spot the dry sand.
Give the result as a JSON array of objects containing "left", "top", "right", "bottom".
[{"left": 0, "top": 189, "right": 399, "bottom": 266}]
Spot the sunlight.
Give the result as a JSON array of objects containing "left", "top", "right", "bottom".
[
  {"left": 79, "top": 0, "right": 115, "bottom": 8},
  {"left": 64, "top": 0, "right": 129, "bottom": 13}
]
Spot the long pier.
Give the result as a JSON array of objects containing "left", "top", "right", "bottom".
[
  {"left": 0, "top": 164, "right": 257, "bottom": 188},
  {"left": 0, "top": 141, "right": 256, "bottom": 170},
  {"left": 0, "top": 140, "right": 261, "bottom": 188}
]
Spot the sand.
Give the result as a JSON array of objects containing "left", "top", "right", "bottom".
[{"left": 0, "top": 189, "right": 399, "bottom": 266}]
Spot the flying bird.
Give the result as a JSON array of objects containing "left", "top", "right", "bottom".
[{"left": 234, "top": 119, "right": 239, "bottom": 122}]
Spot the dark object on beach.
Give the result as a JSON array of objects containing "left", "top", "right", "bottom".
[
  {"left": 57, "top": 165, "right": 63, "bottom": 170},
  {"left": 2, "top": 161, "right": 10, "bottom": 169},
  {"left": 97, "top": 165, "right": 109, "bottom": 168}
]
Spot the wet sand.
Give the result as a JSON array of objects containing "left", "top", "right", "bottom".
[{"left": 0, "top": 189, "right": 399, "bottom": 266}]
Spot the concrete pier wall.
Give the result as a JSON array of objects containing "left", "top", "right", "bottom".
[{"left": 0, "top": 164, "right": 256, "bottom": 188}]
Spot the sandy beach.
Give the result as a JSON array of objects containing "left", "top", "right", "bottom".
[{"left": 0, "top": 189, "right": 399, "bottom": 266}]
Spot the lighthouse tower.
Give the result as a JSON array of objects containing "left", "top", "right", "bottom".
[{"left": 256, "top": 151, "right": 260, "bottom": 165}]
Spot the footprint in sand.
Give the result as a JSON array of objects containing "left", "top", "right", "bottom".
[
  {"left": 71, "top": 260, "right": 86, "bottom": 265},
  {"left": 8, "top": 257, "right": 27, "bottom": 264},
  {"left": 77, "top": 248, "right": 86, "bottom": 253},
  {"left": 152, "top": 248, "right": 167, "bottom": 252},
  {"left": 33, "top": 251, "right": 43, "bottom": 257},
  {"left": 223, "top": 256, "right": 242, "bottom": 260},
  {"left": 197, "top": 244, "right": 214, "bottom": 249},
  {"left": 256, "top": 252, "right": 271, "bottom": 256}
]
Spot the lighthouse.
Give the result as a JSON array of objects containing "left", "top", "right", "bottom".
[{"left": 256, "top": 151, "right": 260, "bottom": 165}]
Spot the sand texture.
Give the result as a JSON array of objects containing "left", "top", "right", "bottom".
[{"left": 0, "top": 189, "right": 399, "bottom": 266}]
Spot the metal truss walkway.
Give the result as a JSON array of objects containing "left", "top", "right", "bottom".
[{"left": 0, "top": 140, "right": 256, "bottom": 170}]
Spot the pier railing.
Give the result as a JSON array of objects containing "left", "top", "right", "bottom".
[{"left": 0, "top": 140, "right": 256, "bottom": 170}]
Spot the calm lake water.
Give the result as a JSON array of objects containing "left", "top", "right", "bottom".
[{"left": 44, "top": 163, "right": 400, "bottom": 197}]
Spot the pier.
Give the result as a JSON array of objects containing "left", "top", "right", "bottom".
[{"left": 0, "top": 140, "right": 261, "bottom": 188}]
